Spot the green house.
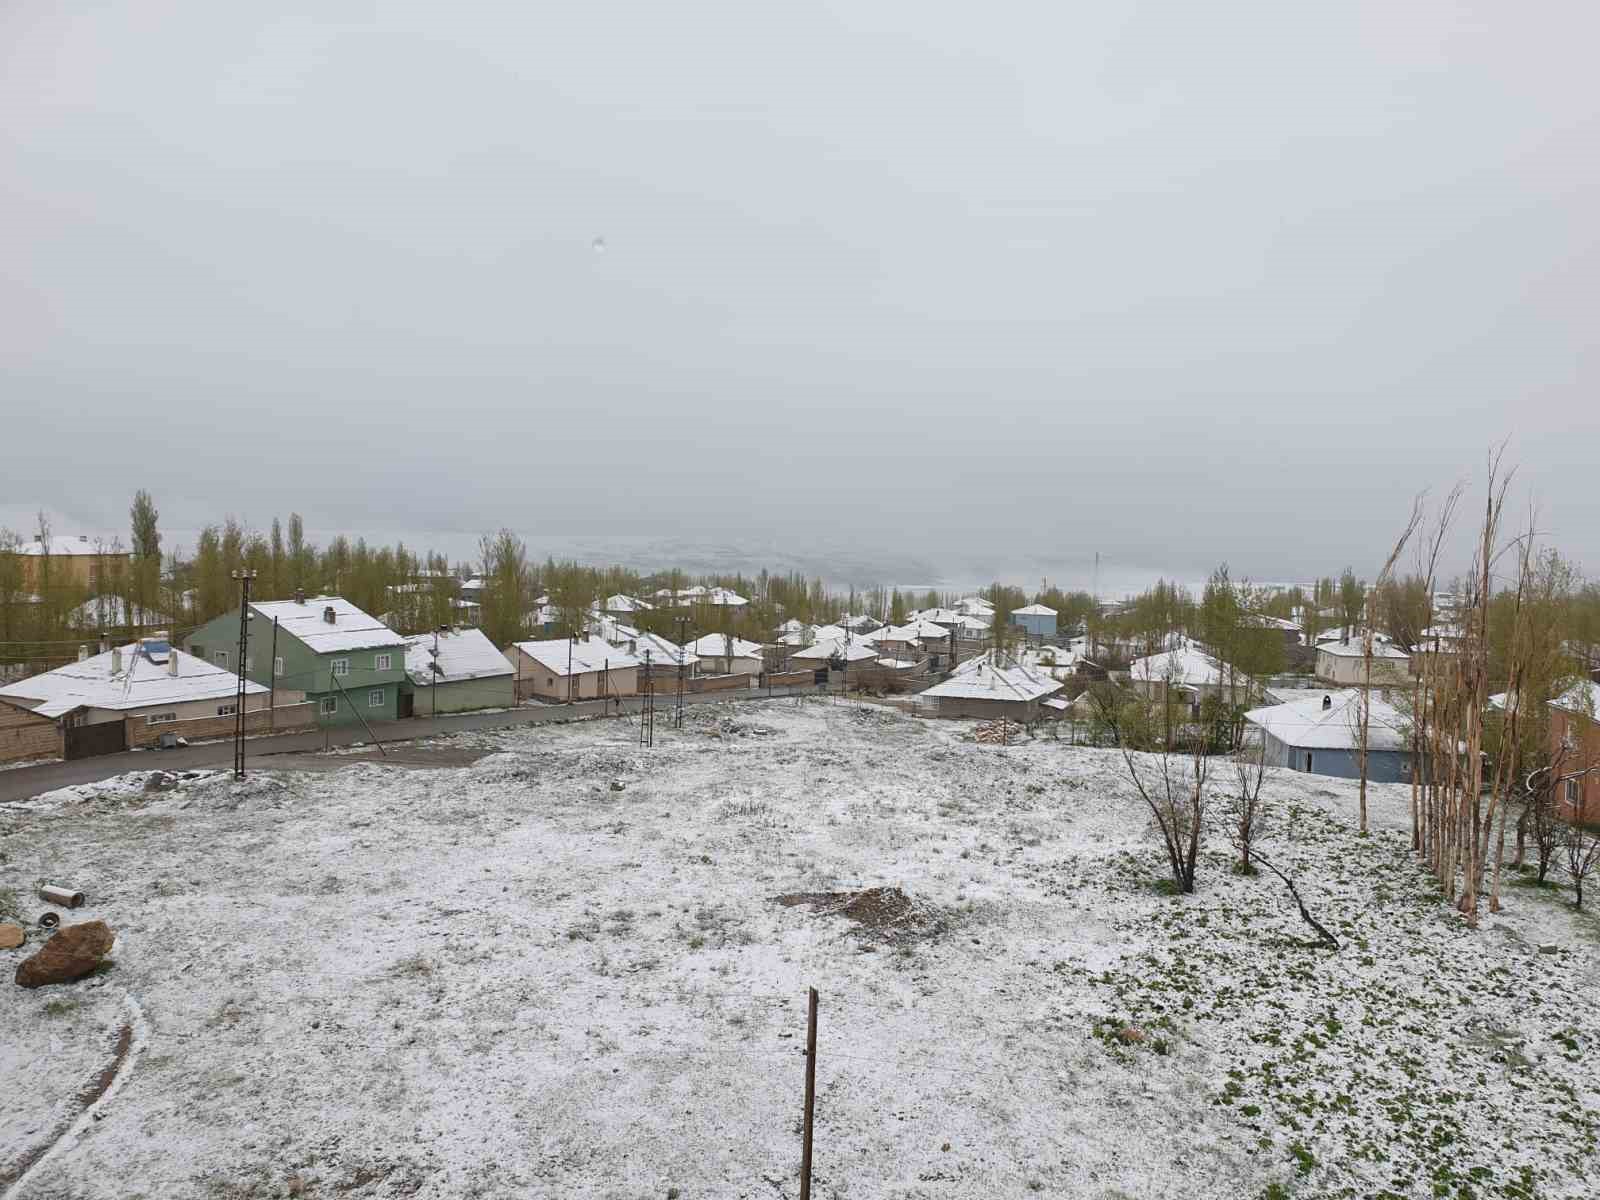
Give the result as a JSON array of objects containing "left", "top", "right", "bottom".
[{"left": 186, "top": 594, "right": 406, "bottom": 727}]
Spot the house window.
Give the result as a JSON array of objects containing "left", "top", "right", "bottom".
[
  {"left": 368, "top": 689, "right": 384, "bottom": 708},
  {"left": 1568, "top": 778, "right": 1581, "bottom": 810},
  {"left": 274, "top": 656, "right": 284, "bottom": 677},
  {"left": 213, "top": 650, "right": 228, "bottom": 667},
  {"left": 145, "top": 712, "right": 177, "bottom": 725},
  {"left": 331, "top": 658, "right": 349, "bottom": 677},
  {"left": 245, "top": 656, "right": 253, "bottom": 672},
  {"left": 374, "top": 653, "right": 391, "bottom": 671},
  {"left": 320, "top": 696, "right": 338, "bottom": 715},
  {"left": 217, "top": 704, "right": 237, "bottom": 717},
  {"left": 1304, "top": 752, "right": 1313, "bottom": 772}
]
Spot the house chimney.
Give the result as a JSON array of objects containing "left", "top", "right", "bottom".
[
  {"left": 295, "top": 589, "right": 306, "bottom": 605},
  {"left": 323, "top": 604, "right": 336, "bottom": 624},
  {"left": 111, "top": 647, "right": 123, "bottom": 674},
  {"left": 77, "top": 645, "right": 88, "bottom": 662},
  {"left": 169, "top": 650, "right": 179, "bottom": 677},
  {"left": 1322, "top": 694, "right": 1332, "bottom": 711}
]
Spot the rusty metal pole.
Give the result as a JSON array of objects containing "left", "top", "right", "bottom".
[{"left": 800, "top": 985, "right": 818, "bottom": 1200}]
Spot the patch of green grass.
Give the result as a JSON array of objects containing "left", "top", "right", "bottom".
[
  {"left": 0, "top": 885, "right": 20, "bottom": 922},
  {"left": 43, "top": 997, "right": 81, "bottom": 1017}
]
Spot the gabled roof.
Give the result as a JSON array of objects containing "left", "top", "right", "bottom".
[
  {"left": 1014, "top": 603, "right": 1058, "bottom": 617},
  {"left": 1244, "top": 689, "right": 1408, "bottom": 752},
  {"left": 790, "top": 638, "right": 877, "bottom": 663},
  {"left": 249, "top": 596, "right": 405, "bottom": 654},
  {"left": 1129, "top": 644, "right": 1240, "bottom": 688},
  {"left": 0, "top": 641, "right": 267, "bottom": 717},
  {"left": 403, "top": 628, "right": 513, "bottom": 686},
  {"left": 687, "top": 633, "right": 765, "bottom": 658},
  {"left": 602, "top": 594, "right": 654, "bottom": 613},
  {"left": 511, "top": 636, "right": 641, "bottom": 675},
  {"left": 920, "top": 651, "right": 1063, "bottom": 703},
  {"left": 628, "top": 631, "right": 698, "bottom": 668}
]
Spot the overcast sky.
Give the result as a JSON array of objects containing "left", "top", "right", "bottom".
[{"left": 2, "top": 2, "right": 1595, "bottom": 590}]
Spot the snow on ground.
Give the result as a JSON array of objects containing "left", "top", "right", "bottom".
[{"left": 2, "top": 699, "right": 1598, "bottom": 1199}]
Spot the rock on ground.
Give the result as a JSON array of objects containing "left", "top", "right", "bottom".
[{"left": 14, "top": 920, "right": 114, "bottom": 989}]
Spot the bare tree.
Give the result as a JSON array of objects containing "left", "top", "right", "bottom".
[
  {"left": 1561, "top": 819, "right": 1600, "bottom": 910},
  {"left": 1118, "top": 729, "right": 1210, "bottom": 894},
  {"left": 1359, "top": 495, "right": 1425, "bottom": 834},
  {"left": 1251, "top": 850, "right": 1341, "bottom": 950},
  {"left": 1219, "top": 737, "right": 1271, "bottom": 874}
]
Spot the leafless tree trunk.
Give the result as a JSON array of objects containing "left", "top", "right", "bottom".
[
  {"left": 1118, "top": 731, "right": 1210, "bottom": 894},
  {"left": 1360, "top": 496, "right": 1425, "bottom": 834},
  {"left": 1253, "top": 851, "right": 1340, "bottom": 950}
]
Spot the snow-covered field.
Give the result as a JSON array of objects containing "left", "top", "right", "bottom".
[{"left": 2, "top": 699, "right": 1598, "bottom": 1199}]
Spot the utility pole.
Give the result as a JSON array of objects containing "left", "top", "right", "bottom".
[
  {"left": 800, "top": 986, "right": 819, "bottom": 1200},
  {"left": 230, "top": 569, "right": 256, "bottom": 779},
  {"left": 639, "top": 650, "right": 654, "bottom": 747},
  {"left": 673, "top": 615, "right": 691, "bottom": 729}
]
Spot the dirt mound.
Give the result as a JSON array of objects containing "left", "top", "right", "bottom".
[{"left": 776, "top": 886, "right": 944, "bottom": 941}]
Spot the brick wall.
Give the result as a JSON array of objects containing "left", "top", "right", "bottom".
[
  {"left": 0, "top": 701, "right": 63, "bottom": 764},
  {"left": 125, "top": 702, "right": 317, "bottom": 748}
]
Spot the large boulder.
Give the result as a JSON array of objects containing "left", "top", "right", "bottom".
[{"left": 15, "top": 920, "right": 114, "bottom": 989}]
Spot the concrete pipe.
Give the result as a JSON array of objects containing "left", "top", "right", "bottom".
[
  {"left": 40, "top": 885, "right": 86, "bottom": 908},
  {"left": 38, "top": 912, "right": 60, "bottom": 929}
]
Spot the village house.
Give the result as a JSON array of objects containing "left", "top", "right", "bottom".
[
  {"left": 687, "top": 633, "right": 765, "bottom": 677},
  {"left": 1010, "top": 603, "right": 1058, "bottom": 640},
  {"left": 15, "top": 534, "right": 131, "bottom": 593},
  {"left": 401, "top": 627, "right": 516, "bottom": 716},
  {"left": 186, "top": 594, "right": 407, "bottom": 727},
  {"left": 1315, "top": 637, "right": 1411, "bottom": 687},
  {"left": 917, "top": 650, "right": 1063, "bottom": 721},
  {"left": 504, "top": 637, "right": 640, "bottom": 702},
  {"left": 0, "top": 636, "right": 302, "bottom": 761},
  {"left": 1549, "top": 681, "right": 1600, "bottom": 823},
  {"left": 1128, "top": 642, "right": 1260, "bottom": 709},
  {"left": 1244, "top": 689, "right": 1412, "bottom": 782}
]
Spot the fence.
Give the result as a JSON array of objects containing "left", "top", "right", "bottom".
[{"left": 125, "top": 701, "right": 318, "bottom": 749}]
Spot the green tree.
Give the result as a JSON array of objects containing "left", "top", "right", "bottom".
[{"left": 479, "top": 530, "right": 532, "bottom": 646}]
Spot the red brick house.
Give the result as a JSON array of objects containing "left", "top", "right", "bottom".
[{"left": 1549, "top": 682, "right": 1600, "bottom": 824}]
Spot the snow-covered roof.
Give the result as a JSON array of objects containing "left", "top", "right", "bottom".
[
  {"left": 68, "top": 596, "right": 173, "bottom": 627},
  {"left": 16, "top": 535, "right": 128, "bottom": 557},
  {"left": 602, "top": 594, "right": 653, "bottom": 613},
  {"left": 956, "top": 597, "right": 994, "bottom": 615},
  {"left": 774, "top": 618, "right": 806, "bottom": 635},
  {"left": 706, "top": 587, "right": 748, "bottom": 607},
  {"left": 1244, "top": 689, "right": 1408, "bottom": 753},
  {"left": 687, "top": 633, "right": 765, "bottom": 658},
  {"left": 511, "top": 637, "right": 641, "bottom": 676},
  {"left": 403, "top": 628, "right": 513, "bottom": 687},
  {"left": 810, "top": 624, "right": 849, "bottom": 643},
  {"left": 920, "top": 651, "right": 1063, "bottom": 703},
  {"left": 913, "top": 608, "right": 963, "bottom": 624},
  {"left": 1129, "top": 644, "right": 1238, "bottom": 688},
  {"left": 627, "top": 631, "right": 698, "bottom": 668},
  {"left": 1316, "top": 638, "right": 1409, "bottom": 661},
  {"left": 0, "top": 641, "right": 267, "bottom": 718},
  {"left": 249, "top": 596, "right": 405, "bottom": 654},
  {"left": 1549, "top": 681, "right": 1600, "bottom": 719},
  {"left": 790, "top": 639, "right": 877, "bottom": 663},
  {"left": 1014, "top": 603, "right": 1058, "bottom": 617}
]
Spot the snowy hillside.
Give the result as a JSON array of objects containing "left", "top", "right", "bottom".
[{"left": 2, "top": 699, "right": 1597, "bottom": 1198}]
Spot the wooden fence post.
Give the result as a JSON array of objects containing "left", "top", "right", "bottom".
[{"left": 801, "top": 985, "right": 818, "bottom": 1200}]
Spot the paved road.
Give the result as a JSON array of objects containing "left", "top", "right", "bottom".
[{"left": 0, "top": 685, "right": 817, "bottom": 804}]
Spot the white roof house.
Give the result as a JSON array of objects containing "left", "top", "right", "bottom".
[
  {"left": 774, "top": 618, "right": 807, "bottom": 635},
  {"left": 601, "top": 594, "right": 654, "bottom": 614},
  {"left": 790, "top": 639, "right": 877, "bottom": 664},
  {"left": 956, "top": 597, "right": 995, "bottom": 616},
  {"left": 1014, "top": 603, "right": 1058, "bottom": 617},
  {"left": 687, "top": 634, "right": 765, "bottom": 659},
  {"left": 1129, "top": 644, "right": 1234, "bottom": 689},
  {"left": 17, "top": 534, "right": 127, "bottom": 558},
  {"left": 402, "top": 628, "right": 513, "bottom": 687},
  {"left": 920, "top": 651, "right": 1064, "bottom": 704},
  {"left": 249, "top": 596, "right": 405, "bottom": 654},
  {"left": 508, "top": 637, "right": 641, "bottom": 677},
  {"left": 627, "top": 631, "right": 698, "bottom": 669},
  {"left": 1316, "top": 635, "right": 1406, "bottom": 657},
  {"left": 1244, "top": 690, "right": 1408, "bottom": 753},
  {"left": 0, "top": 640, "right": 268, "bottom": 719}
]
